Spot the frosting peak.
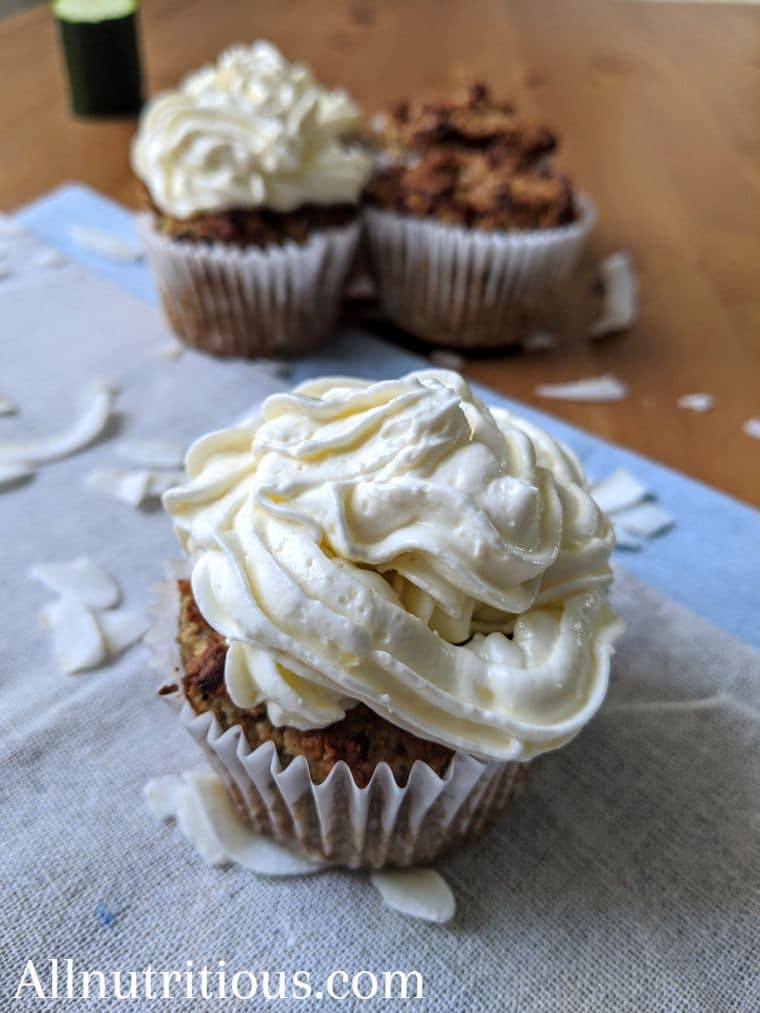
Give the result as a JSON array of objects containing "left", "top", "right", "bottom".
[
  {"left": 131, "top": 41, "right": 371, "bottom": 218},
  {"left": 164, "top": 370, "right": 622, "bottom": 761}
]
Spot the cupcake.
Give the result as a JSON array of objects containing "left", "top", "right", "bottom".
[
  {"left": 131, "top": 42, "right": 371, "bottom": 358},
  {"left": 157, "top": 369, "right": 622, "bottom": 868},
  {"left": 363, "top": 84, "right": 594, "bottom": 348}
]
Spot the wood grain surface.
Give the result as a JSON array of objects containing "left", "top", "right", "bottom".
[{"left": 1, "top": 0, "right": 758, "bottom": 505}]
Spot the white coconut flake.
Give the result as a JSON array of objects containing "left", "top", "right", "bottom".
[
  {"left": 85, "top": 466, "right": 185, "bottom": 506},
  {"left": 30, "top": 556, "right": 120, "bottom": 609},
  {"left": 40, "top": 596, "right": 107, "bottom": 674},
  {"left": 612, "top": 502, "right": 674, "bottom": 538},
  {"left": 0, "top": 462, "right": 34, "bottom": 489},
  {"left": 535, "top": 374, "right": 628, "bottom": 403},
  {"left": 370, "top": 868, "right": 456, "bottom": 924},
  {"left": 85, "top": 467, "right": 151, "bottom": 507},
  {"left": 677, "top": 392, "right": 715, "bottom": 413},
  {"left": 70, "top": 225, "right": 142, "bottom": 264},
  {"left": 612, "top": 524, "right": 642, "bottom": 551},
  {"left": 146, "top": 470, "right": 186, "bottom": 497},
  {"left": 591, "top": 468, "right": 650, "bottom": 515},
  {"left": 116, "top": 439, "right": 186, "bottom": 470},
  {"left": 590, "top": 251, "right": 637, "bottom": 338},
  {"left": 0, "top": 394, "right": 17, "bottom": 416},
  {"left": 98, "top": 609, "right": 147, "bottom": 656},
  {"left": 157, "top": 338, "right": 185, "bottom": 359},
  {"left": 34, "top": 247, "right": 68, "bottom": 269},
  {"left": 522, "top": 330, "right": 557, "bottom": 353},
  {"left": 742, "top": 417, "right": 760, "bottom": 440},
  {"left": 145, "top": 771, "right": 323, "bottom": 876},
  {"left": 429, "top": 350, "right": 465, "bottom": 371},
  {"left": 0, "top": 382, "right": 116, "bottom": 465}
]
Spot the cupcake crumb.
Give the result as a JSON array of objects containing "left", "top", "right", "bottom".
[{"left": 175, "top": 580, "right": 454, "bottom": 787}]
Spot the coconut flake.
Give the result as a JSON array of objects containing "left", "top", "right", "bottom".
[
  {"left": 742, "top": 417, "right": 760, "bottom": 440},
  {"left": 522, "top": 330, "right": 557, "bottom": 353},
  {"left": 145, "top": 771, "right": 323, "bottom": 875},
  {"left": 157, "top": 338, "right": 185, "bottom": 360},
  {"left": 34, "top": 247, "right": 68, "bottom": 269},
  {"left": 39, "top": 596, "right": 107, "bottom": 674},
  {"left": 0, "top": 462, "right": 34, "bottom": 489},
  {"left": 612, "top": 524, "right": 642, "bottom": 551},
  {"left": 0, "top": 394, "right": 17, "bottom": 416},
  {"left": 30, "top": 556, "right": 120, "bottom": 609},
  {"left": 0, "top": 382, "right": 116, "bottom": 465},
  {"left": 85, "top": 467, "right": 151, "bottom": 507},
  {"left": 590, "top": 251, "right": 637, "bottom": 338},
  {"left": 677, "top": 392, "right": 715, "bottom": 413},
  {"left": 612, "top": 502, "right": 674, "bottom": 538},
  {"left": 97, "top": 609, "right": 147, "bottom": 656},
  {"left": 146, "top": 470, "right": 186, "bottom": 497},
  {"left": 370, "top": 868, "right": 456, "bottom": 924},
  {"left": 70, "top": 225, "right": 142, "bottom": 264},
  {"left": 85, "top": 466, "right": 184, "bottom": 506},
  {"left": 591, "top": 468, "right": 650, "bottom": 515},
  {"left": 535, "top": 375, "right": 628, "bottom": 403},
  {"left": 429, "top": 350, "right": 466, "bottom": 371},
  {"left": 116, "top": 439, "right": 186, "bottom": 470}
]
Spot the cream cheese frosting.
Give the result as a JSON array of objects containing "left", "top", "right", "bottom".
[
  {"left": 131, "top": 41, "right": 372, "bottom": 219},
  {"left": 164, "top": 370, "right": 623, "bottom": 762}
]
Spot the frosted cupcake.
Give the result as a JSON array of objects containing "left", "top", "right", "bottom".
[
  {"left": 364, "top": 84, "right": 594, "bottom": 348},
  {"left": 132, "top": 42, "right": 371, "bottom": 357},
  {"left": 157, "top": 370, "right": 622, "bottom": 868}
]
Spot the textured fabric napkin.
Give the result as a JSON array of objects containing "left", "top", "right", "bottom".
[{"left": 1, "top": 228, "right": 758, "bottom": 1011}]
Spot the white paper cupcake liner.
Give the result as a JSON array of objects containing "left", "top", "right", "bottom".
[
  {"left": 362, "top": 195, "right": 595, "bottom": 348},
  {"left": 146, "top": 571, "right": 524, "bottom": 869},
  {"left": 136, "top": 214, "right": 361, "bottom": 358}
]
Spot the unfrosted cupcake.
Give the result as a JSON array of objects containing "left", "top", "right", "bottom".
[
  {"left": 156, "top": 369, "right": 622, "bottom": 868},
  {"left": 132, "top": 42, "right": 371, "bottom": 357},
  {"left": 364, "top": 84, "right": 594, "bottom": 348}
]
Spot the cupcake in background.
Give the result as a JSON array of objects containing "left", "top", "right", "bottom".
[
  {"left": 364, "top": 84, "right": 594, "bottom": 348},
  {"left": 132, "top": 42, "right": 371, "bottom": 357},
  {"left": 153, "top": 370, "right": 622, "bottom": 868}
]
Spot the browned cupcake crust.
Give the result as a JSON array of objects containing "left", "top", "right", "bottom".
[
  {"left": 171, "top": 579, "right": 454, "bottom": 788},
  {"left": 373, "top": 83, "right": 558, "bottom": 165},
  {"left": 139, "top": 186, "right": 358, "bottom": 249},
  {"left": 366, "top": 83, "right": 576, "bottom": 231}
]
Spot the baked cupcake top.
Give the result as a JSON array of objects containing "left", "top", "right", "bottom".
[
  {"left": 164, "top": 370, "right": 622, "bottom": 763},
  {"left": 131, "top": 42, "right": 372, "bottom": 220},
  {"left": 366, "top": 84, "right": 576, "bottom": 230}
]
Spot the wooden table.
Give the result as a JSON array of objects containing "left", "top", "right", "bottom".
[{"left": 1, "top": 0, "right": 758, "bottom": 505}]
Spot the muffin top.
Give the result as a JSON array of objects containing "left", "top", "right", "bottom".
[
  {"left": 164, "top": 370, "right": 622, "bottom": 763},
  {"left": 366, "top": 84, "right": 576, "bottom": 230},
  {"left": 131, "top": 42, "right": 372, "bottom": 220}
]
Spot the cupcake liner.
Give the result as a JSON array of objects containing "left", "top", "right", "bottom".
[
  {"left": 136, "top": 214, "right": 361, "bottom": 358},
  {"left": 146, "top": 572, "right": 524, "bottom": 869},
  {"left": 362, "top": 195, "right": 595, "bottom": 349}
]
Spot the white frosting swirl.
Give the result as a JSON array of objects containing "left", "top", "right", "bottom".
[
  {"left": 131, "top": 42, "right": 371, "bottom": 218},
  {"left": 164, "top": 370, "right": 622, "bottom": 762}
]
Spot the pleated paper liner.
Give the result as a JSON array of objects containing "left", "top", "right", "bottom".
[
  {"left": 136, "top": 214, "right": 361, "bottom": 358},
  {"left": 363, "top": 195, "right": 595, "bottom": 349},
  {"left": 146, "top": 570, "right": 525, "bottom": 869}
]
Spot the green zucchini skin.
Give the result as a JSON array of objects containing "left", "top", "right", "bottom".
[{"left": 56, "top": 11, "right": 143, "bottom": 118}]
